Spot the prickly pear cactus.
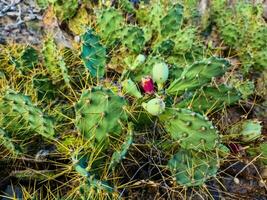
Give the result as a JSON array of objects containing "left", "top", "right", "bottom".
[
  {"left": 52, "top": 0, "right": 79, "bottom": 21},
  {"left": 109, "top": 124, "right": 133, "bottom": 170},
  {"left": 43, "top": 37, "right": 70, "bottom": 85},
  {"left": 159, "top": 108, "right": 219, "bottom": 150},
  {"left": 0, "top": 128, "right": 22, "bottom": 155},
  {"left": 81, "top": 29, "right": 107, "bottom": 78},
  {"left": 229, "top": 119, "right": 262, "bottom": 143},
  {"left": 0, "top": 90, "right": 55, "bottom": 139},
  {"left": 75, "top": 86, "right": 128, "bottom": 146},
  {"left": 97, "top": 8, "right": 124, "bottom": 45},
  {"left": 176, "top": 84, "right": 241, "bottom": 113},
  {"left": 121, "top": 26, "right": 145, "bottom": 54},
  {"left": 160, "top": 3, "right": 184, "bottom": 37},
  {"left": 167, "top": 57, "right": 230, "bottom": 95},
  {"left": 168, "top": 149, "right": 218, "bottom": 187},
  {"left": 142, "top": 97, "right": 165, "bottom": 116}
]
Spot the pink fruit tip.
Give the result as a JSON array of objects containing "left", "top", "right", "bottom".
[{"left": 141, "top": 76, "right": 154, "bottom": 94}]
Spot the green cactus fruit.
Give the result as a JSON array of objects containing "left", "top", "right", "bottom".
[
  {"left": 142, "top": 98, "right": 165, "bottom": 116},
  {"left": 109, "top": 123, "right": 133, "bottom": 170},
  {"left": 97, "top": 8, "right": 124, "bottom": 45},
  {"left": 0, "top": 90, "right": 55, "bottom": 139},
  {"left": 229, "top": 119, "right": 262, "bottom": 143},
  {"left": 160, "top": 4, "right": 183, "bottom": 38},
  {"left": 53, "top": 0, "right": 79, "bottom": 21},
  {"left": 152, "top": 62, "right": 169, "bottom": 90},
  {"left": 121, "top": 26, "right": 145, "bottom": 54},
  {"left": 122, "top": 78, "right": 142, "bottom": 98},
  {"left": 75, "top": 87, "right": 128, "bottom": 146},
  {"left": 167, "top": 57, "right": 230, "bottom": 95},
  {"left": 159, "top": 108, "right": 219, "bottom": 150},
  {"left": 168, "top": 149, "right": 218, "bottom": 187},
  {"left": 0, "top": 128, "right": 22, "bottom": 155},
  {"left": 81, "top": 29, "right": 106, "bottom": 78},
  {"left": 176, "top": 85, "right": 241, "bottom": 113}
]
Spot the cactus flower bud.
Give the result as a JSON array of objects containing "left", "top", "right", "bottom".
[
  {"left": 142, "top": 97, "right": 165, "bottom": 116},
  {"left": 141, "top": 76, "right": 154, "bottom": 94},
  {"left": 122, "top": 78, "right": 142, "bottom": 98},
  {"left": 152, "top": 62, "right": 169, "bottom": 90}
]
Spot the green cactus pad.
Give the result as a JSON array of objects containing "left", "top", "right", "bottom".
[
  {"left": 168, "top": 149, "right": 218, "bottom": 187},
  {"left": 75, "top": 87, "right": 128, "bottom": 145},
  {"left": 176, "top": 85, "right": 241, "bottom": 113},
  {"left": 167, "top": 57, "right": 230, "bottom": 95},
  {"left": 81, "top": 29, "right": 107, "bottom": 78},
  {"left": 53, "top": 0, "right": 79, "bottom": 21},
  {"left": 0, "top": 90, "right": 55, "bottom": 139},
  {"left": 97, "top": 8, "right": 124, "bottom": 45},
  {"left": 121, "top": 26, "right": 145, "bottom": 54},
  {"left": 109, "top": 124, "right": 133, "bottom": 170},
  {"left": 159, "top": 108, "right": 219, "bottom": 150},
  {"left": 160, "top": 4, "right": 183, "bottom": 38},
  {"left": 43, "top": 37, "right": 70, "bottom": 85}
]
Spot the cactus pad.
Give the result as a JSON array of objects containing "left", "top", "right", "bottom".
[
  {"left": 168, "top": 149, "right": 218, "bottom": 187},
  {"left": 159, "top": 108, "right": 219, "bottom": 150},
  {"left": 167, "top": 57, "right": 230, "bottom": 95},
  {"left": 81, "top": 29, "right": 107, "bottom": 78},
  {"left": 97, "top": 8, "right": 124, "bottom": 45},
  {"left": 0, "top": 90, "right": 55, "bottom": 139},
  {"left": 75, "top": 87, "right": 128, "bottom": 146}
]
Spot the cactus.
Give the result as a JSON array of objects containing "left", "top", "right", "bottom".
[
  {"left": 109, "top": 124, "right": 133, "bottom": 170},
  {"left": 167, "top": 57, "right": 230, "bottom": 95},
  {"left": 43, "top": 37, "right": 70, "bottom": 85},
  {"left": 168, "top": 149, "right": 218, "bottom": 187},
  {"left": 160, "top": 3, "right": 183, "bottom": 38},
  {"left": 52, "top": 0, "right": 79, "bottom": 21},
  {"left": 0, "top": 90, "right": 55, "bottom": 139},
  {"left": 176, "top": 85, "right": 241, "bottom": 113},
  {"left": 121, "top": 26, "right": 145, "bottom": 54},
  {"left": 97, "top": 8, "right": 124, "bottom": 45},
  {"left": 0, "top": 128, "right": 22, "bottom": 155},
  {"left": 152, "top": 62, "right": 169, "bottom": 90},
  {"left": 81, "top": 29, "right": 107, "bottom": 78},
  {"left": 75, "top": 86, "right": 128, "bottom": 146},
  {"left": 122, "top": 78, "right": 142, "bottom": 98},
  {"left": 142, "top": 97, "right": 166, "bottom": 116},
  {"left": 159, "top": 108, "right": 219, "bottom": 150},
  {"left": 229, "top": 119, "right": 262, "bottom": 143}
]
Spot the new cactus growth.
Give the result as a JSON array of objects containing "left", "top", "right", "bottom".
[
  {"left": 168, "top": 149, "right": 218, "bottom": 187},
  {"left": 152, "top": 62, "right": 169, "bottom": 90},
  {"left": 81, "top": 29, "right": 107, "bottom": 78},
  {"left": 167, "top": 57, "right": 230, "bottom": 95},
  {"left": 0, "top": 90, "right": 55, "bottom": 139},
  {"left": 75, "top": 86, "right": 128, "bottom": 146},
  {"left": 122, "top": 78, "right": 142, "bottom": 98},
  {"left": 142, "top": 97, "right": 165, "bottom": 116},
  {"left": 159, "top": 108, "right": 219, "bottom": 150}
]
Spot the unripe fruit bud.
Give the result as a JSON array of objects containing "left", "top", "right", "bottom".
[
  {"left": 142, "top": 98, "right": 165, "bottom": 116},
  {"left": 152, "top": 62, "right": 169, "bottom": 90}
]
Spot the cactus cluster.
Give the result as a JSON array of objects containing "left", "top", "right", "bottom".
[{"left": 0, "top": 0, "right": 265, "bottom": 198}]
